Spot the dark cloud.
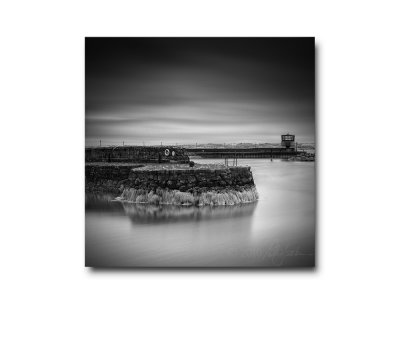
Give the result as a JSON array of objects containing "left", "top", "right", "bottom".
[{"left": 86, "top": 38, "right": 315, "bottom": 145}]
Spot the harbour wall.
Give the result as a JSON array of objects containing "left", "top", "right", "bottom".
[
  {"left": 85, "top": 164, "right": 255, "bottom": 194},
  {"left": 186, "top": 147, "right": 296, "bottom": 159},
  {"left": 85, "top": 146, "right": 190, "bottom": 163}
]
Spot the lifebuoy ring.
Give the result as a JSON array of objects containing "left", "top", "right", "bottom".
[{"left": 164, "top": 148, "right": 170, "bottom": 156}]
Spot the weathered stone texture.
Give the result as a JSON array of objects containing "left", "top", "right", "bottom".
[
  {"left": 85, "top": 146, "right": 189, "bottom": 163},
  {"left": 85, "top": 164, "right": 255, "bottom": 194}
]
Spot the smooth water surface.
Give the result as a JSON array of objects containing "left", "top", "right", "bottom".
[{"left": 86, "top": 159, "right": 315, "bottom": 267}]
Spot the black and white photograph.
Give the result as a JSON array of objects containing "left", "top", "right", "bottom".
[
  {"left": 2, "top": 1, "right": 400, "bottom": 343},
  {"left": 85, "top": 37, "right": 315, "bottom": 267}
]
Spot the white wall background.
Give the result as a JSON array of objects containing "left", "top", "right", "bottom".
[{"left": 0, "top": 1, "right": 399, "bottom": 343}]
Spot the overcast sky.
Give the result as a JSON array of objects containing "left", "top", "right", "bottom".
[{"left": 85, "top": 38, "right": 315, "bottom": 146}]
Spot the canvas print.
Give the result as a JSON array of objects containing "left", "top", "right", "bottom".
[{"left": 85, "top": 37, "right": 315, "bottom": 268}]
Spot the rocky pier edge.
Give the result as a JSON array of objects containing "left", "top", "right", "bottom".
[{"left": 85, "top": 162, "right": 258, "bottom": 206}]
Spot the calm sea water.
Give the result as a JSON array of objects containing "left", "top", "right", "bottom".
[{"left": 85, "top": 159, "right": 315, "bottom": 267}]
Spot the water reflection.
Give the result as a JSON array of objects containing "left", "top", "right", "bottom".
[{"left": 86, "top": 193, "right": 257, "bottom": 224}]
